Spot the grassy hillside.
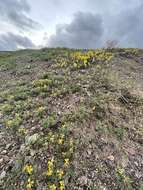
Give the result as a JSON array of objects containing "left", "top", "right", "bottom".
[{"left": 0, "top": 48, "right": 143, "bottom": 190}]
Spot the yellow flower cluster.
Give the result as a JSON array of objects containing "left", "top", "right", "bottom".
[
  {"left": 58, "top": 134, "right": 64, "bottom": 145},
  {"left": 23, "top": 164, "right": 33, "bottom": 175},
  {"left": 42, "top": 123, "right": 74, "bottom": 189},
  {"left": 72, "top": 50, "right": 113, "bottom": 64},
  {"left": 6, "top": 114, "right": 22, "bottom": 128},
  {"left": 37, "top": 106, "right": 46, "bottom": 113},
  {"left": 18, "top": 128, "right": 28, "bottom": 135},
  {"left": 117, "top": 167, "right": 131, "bottom": 185},
  {"left": 58, "top": 50, "right": 113, "bottom": 70},
  {"left": 48, "top": 132, "right": 65, "bottom": 144},
  {"left": 58, "top": 58, "right": 68, "bottom": 68},
  {"left": 23, "top": 164, "right": 34, "bottom": 189},
  {"left": 47, "top": 159, "right": 54, "bottom": 176},
  {"left": 58, "top": 138, "right": 64, "bottom": 145},
  {"left": 117, "top": 168, "right": 125, "bottom": 176},
  {"left": 59, "top": 180, "right": 65, "bottom": 190},
  {"left": 49, "top": 184, "right": 57, "bottom": 190},
  {"left": 57, "top": 169, "right": 64, "bottom": 179},
  {"left": 124, "top": 48, "right": 138, "bottom": 55},
  {"left": 72, "top": 52, "right": 91, "bottom": 69},
  {"left": 69, "top": 138, "right": 74, "bottom": 152}
]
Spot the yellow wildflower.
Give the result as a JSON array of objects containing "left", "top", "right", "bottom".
[
  {"left": 61, "top": 124, "right": 66, "bottom": 129},
  {"left": 69, "top": 139, "right": 74, "bottom": 146},
  {"left": 26, "top": 178, "right": 34, "bottom": 190},
  {"left": 64, "top": 159, "right": 70, "bottom": 167},
  {"left": 47, "top": 159, "right": 54, "bottom": 176},
  {"left": 60, "top": 134, "right": 65, "bottom": 138},
  {"left": 59, "top": 180, "right": 65, "bottom": 190},
  {"left": 49, "top": 184, "right": 57, "bottom": 190},
  {"left": 6, "top": 120, "right": 13, "bottom": 127},
  {"left": 18, "top": 128, "right": 28, "bottom": 135},
  {"left": 58, "top": 135, "right": 64, "bottom": 145},
  {"left": 57, "top": 169, "right": 64, "bottom": 179},
  {"left": 47, "top": 169, "right": 53, "bottom": 176},
  {"left": 69, "top": 147, "right": 74, "bottom": 152},
  {"left": 118, "top": 168, "right": 124, "bottom": 175},
  {"left": 84, "top": 59, "right": 87, "bottom": 64},
  {"left": 37, "top": 106, "right": 46, "bottom": 113},
  {"left": 23, "top": 164, "right": 33, "bottom": 175},
  {"left": 58, "top": 138, "right": 64, "bottom": 145},
  {"left": 62, "top": 152, "right": 66, "bottom": 157},
  {"left": 48, "top": 159, "right": 54, "bottom": 167},
  {"left": 50, "top": 135, "right": 55, "bottom": 143}
]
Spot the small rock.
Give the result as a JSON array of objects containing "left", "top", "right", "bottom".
[
  {"left": 107, "top": 155, "right": 115, "bottom": 161},
  {"left": 1, "top": 150, "right": 7, "bottom": 155},
  {"left": 127, "top": 147, "right": 136, "bottom": 155},
  {"left": 87, "top": 149, "right": 92, "bottom": 155},
  {"left": 135, "top": 171, "right": 142, "bottom": 179},
  {"left": 0, "top": 98, "right": 4, "bottom": 103},
  {"left": 31, "top": 120, "right": 35, "bottom": 123},
  {"left": 0, "top": 171, "right": 6, "bottom": 180},
  {"left": 27, "top": 65, "right": 31, "bottom": 68},
  {"left": 31, "top": 126, "right": 37, "bottom": 132},
  {"left": 0, "top": 158, "right": 4, "bottom": 164},
  {"left": 30, "top": 149, "right": 36, "bottom": 156},
  {"left": 0, "top": 124, "right": 4, "bottom": 129},
  {"left": 3, "top": 155, "right": 9, "bottom": 162},
  {"left": 134, "top": 161, "right": 138, "bottom": 167},
  {"left": 78, "top": 176, "right": 88, "bottom": 186},
  {"left": 6, "top": 143, "right": 12, "bottom": 149},
  {"left": 20, "top": 144, "right": 26, "bottom": 153},
  {"left": 121, "top": 157, "right": 129, "bottom": 168}
]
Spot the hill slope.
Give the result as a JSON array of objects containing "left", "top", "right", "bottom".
[{"left": 0, "top": 48, "right": 143, "bottom": 190}]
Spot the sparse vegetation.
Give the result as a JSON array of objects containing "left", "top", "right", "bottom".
[{"left": 0, "top": 48, "right": 143, "bottom": 190}]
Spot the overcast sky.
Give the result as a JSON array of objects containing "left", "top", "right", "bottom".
[{"left": 0, "top": 0, "right": 143, "bottom": 50}]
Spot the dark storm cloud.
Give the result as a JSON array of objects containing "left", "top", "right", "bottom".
[
  {"left": 83, "top": 0, "right": 143, "bottom": 48},
  {"left": 0, "top": 33, "right": 35, "bottom": 51},
  {"left": 46, "top": 0, "right": 143, "bottom": 48},
  {"left": 111, "top": 3, "right": 143, "bottom": 47},
  {"left": 48, "top": 12, "right": 104, "bottom": 48},
  {"left": 0, "top": 0, "right": 39, "bottom": 30}
]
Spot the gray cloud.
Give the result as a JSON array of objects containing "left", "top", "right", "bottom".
[
  {"left": 48, "top": 12, "right": 104, "bottom": 48},
  {"left": 1, "top": 0, "right": 143, "bottom": 49},
  {"left": 0, "top": 0, "right": 39, "bottom": 30},
  {"left": 0, "top": 33, "right": 35, "bottom": 51},
  {"left": 111, "top": 3, "right": 143, "bottom": 48},
  {"left": 46, "top": 1, "right": 143, "bottom": 48},
  {"left": 86, "top": 0, "right": 142, "bottom": 13}
]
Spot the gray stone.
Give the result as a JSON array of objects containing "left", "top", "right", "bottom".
[
  {"left": 0, "top": 171, "right": 6, "bottom": 180},
  {"left": 1, "top": 150, "right": 7, "bottom": 154},
  {"left": 0, "top": 158, "right": 4, "bottom": 164},
  {"left": 78, "top": 176, "right": 88, "bottom": 186}
]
